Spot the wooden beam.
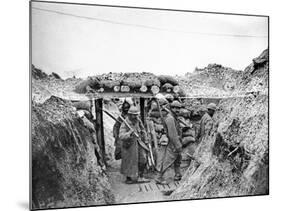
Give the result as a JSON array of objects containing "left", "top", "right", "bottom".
[
  {"left": 94, "top": 98, "right": 106, "bottom": 165},
  {"left": 140, "top": 97, "right": 145, "bottom": 125}
]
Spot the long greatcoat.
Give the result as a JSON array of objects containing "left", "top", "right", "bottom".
[
  {"left": 112, "top": 113, "right": 127, "bottom": 160},
  {"left": 119, "top": 118, "right": 147, "bottom": 178},
  {"left": 197, "top": 112, "right": 214, "bottom": 142},
  {"left": 156, "top": 113, "right": 182, "bottom": 172}
]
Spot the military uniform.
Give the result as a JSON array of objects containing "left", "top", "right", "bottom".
[
  {"left": 197, "top": 112, "right": 214, "bottom": 142},
  {"left": 118, "top": 107, "right": 148, "bottom": 183},
  {"left": 155, "top": 110, "right": 183, "bottom": 183},
  {"left": 196, "top": 103, "right": 216, "bottom": 142},
  {"left": 146, "top": 110, "right": 166, "bottom": 169},
  {"left": 113, "top": 113, "right": 127, "bottom": 160}
]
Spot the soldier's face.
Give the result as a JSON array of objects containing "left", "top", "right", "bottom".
[
  {"left": 172, "top": 107, "right": 180, "bottom": 115},
  {"left": 122, "top": 105, "right": 130, "bottom": 114},
  {"left": 128, "top": 114, "right": 138, "bottom": 122},
  {"left": 208, "top": 109, "right": 215, "bottom": 117}
]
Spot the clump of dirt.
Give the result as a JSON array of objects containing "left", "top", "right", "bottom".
[
  {"left": 178, "top": 64, "right": 243, "bottom": 97},
  {"left": 171, "top": 49, "right": 268, "bottom": 200},
  {"left": 238, "top": 48, "right": 269, "bottom": 94},
  {"left": 32, "top": 65, "right": 48, "bottom": 80},
  {"left": 31, "top": 96, "right": 115, "bottom": 209},
  {"left": 32, "top": 67, "right": 86, "bottom": 103}
]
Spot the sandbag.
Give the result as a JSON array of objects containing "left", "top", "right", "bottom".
[
  {"left": 182, "top": 128, "right": 195, "bottom": 137},
  {"left": 182, "top": 142, "right": 196, "bottom": 157},
  {"left": 72, "top": 101, "right": 91, "bottom": 111},
  {"left": 121, "top": 79, "right": 142, "bottom": 89},
  {"left": 144, "top": 79, "right": 161, "bottom": 87},
  {"left": 158, "top": 75, "right": 179, "bottom": 86},
  {"left": 182, "top": 136, "right": 195, "bottom": 147},
  {"left": 161, "top": 83, "right": 173, "bottom": 92},
  {"left": 99, "top": 80, "right": 120, "bottom": 90},
  {"left": 74, "top": 77, "right": 100, "bottom": 93},
  {"left": 179, "top": 108, "right": 191, "bottom": 118},
  {"left": 178, "top": 88, "right": 187, "bottom": 97}
]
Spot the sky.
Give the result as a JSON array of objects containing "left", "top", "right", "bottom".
[{"left": 31, "top": 2, "right": 268, "bottom": 79}]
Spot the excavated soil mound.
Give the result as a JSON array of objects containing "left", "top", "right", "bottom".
[
  {"left": 31, "top": 96, "right": 114, "bottom": 209},
  {"left": 178, "top": 64, "right": 243, "bottom": 97},
  {"left": 171, "top": 49, "right": 269, "bottom": 200}
]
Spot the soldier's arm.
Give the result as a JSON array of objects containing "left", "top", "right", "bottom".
[
  {"left": 148, "top": 120, "right": 158, "bottom": 149},
  {"left": 204, "top": 118, "right": 214, "bottom": 136},
  {"left": 112, "top": 117, "right": 122, "bottom": 138},
  {"left": 119, "top": 122, "right": 132, "bottom": 141},
  {"left": 196, "top": 117, "right": 204, "bottom": 141},
  {"left": 165, "top": 116, "right": 182, "bottom": 150}
]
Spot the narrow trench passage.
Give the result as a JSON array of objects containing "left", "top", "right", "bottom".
[
  {"left": 101, "top": 100, "right": 194, "bottom": 203},
  {"left": 105, "top": 159, "right": 190, "bottom": 204}
]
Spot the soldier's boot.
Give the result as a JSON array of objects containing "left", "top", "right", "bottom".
[
  {"left": 174, "top": 166, "right": 182, "bottom": 181},
  {"left": 138, "top": 163, "right": 150, "bottom": 183},
  {"left": 155, "top": 171, "right": 168, "bottom": 185},
  {"left": 125, "top": 177, "right": 134, "bottom": 184}
]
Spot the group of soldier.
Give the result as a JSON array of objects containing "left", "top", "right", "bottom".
[{"left": 113, "top": 94, "right": 217, "bottom": 185}]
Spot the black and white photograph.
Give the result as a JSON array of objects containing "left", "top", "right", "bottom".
[{"left": 30, "top": 1, "right": 269, "bottom": 210}]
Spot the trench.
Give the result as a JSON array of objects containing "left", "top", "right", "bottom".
[
  {"left": 105, "top": 159, "right": 191, "bottom": 204},
  {"left": 99, "top": 97, "right": 222, "bottom": 203},
  {"left": 32, "top": 92, "right": 268, "bottom": 208}
]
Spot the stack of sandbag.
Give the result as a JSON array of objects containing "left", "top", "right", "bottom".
[
  {"left": 178, "top": 110, "right": 196, "bottom": 148},
  {"left": 74, "top": 77, "right": 101, "bottom": 93},
  {"left": 72, "top": 100, "right": 92, "bottom": 111},
  {"left": 158, "top": 75, "right": 179, "bottom": 86},
  {"left": 121, "top": 77, "right": 142, "bottom": 92},
  {"left": 73, "top": 72, "right": 185, "bottom": 95},
  {"left": 178, "top": 109, "right": 197, "bottom": 160},
  {"left": 99, "top": 80, "right": 120, "bottom": 92}
]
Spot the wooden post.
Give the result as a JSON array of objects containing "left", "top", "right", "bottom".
[
  {"left": 95, "top": 98, "right": 106, "bottom": 164},
  {"left": 140, "top": 97, "right": 145, "bottom": 125}
]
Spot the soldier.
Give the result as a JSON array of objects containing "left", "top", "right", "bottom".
[
  {"left": 113, "top": 101, "right": 130, "bottom": 160},
  {"left": 146, "top": 100, "right": 165, "bottom": 168},
  {"left": 170, "top": 100, "right": 182, "bottom": 117},
  {"left": 178, "top": 108, "right": 196, "bottom": 165},
  {"left": 165, "top": 94, "right": 174, "bottom": 104},
  {"left": 119, "top": 106, "right": 150, "bottom": 184},
  {"left": 155, "top": 99, "right": 183, "bottom": 184},
  {"left": 196, "top": 103, "right": 217, "bottom": 143}
]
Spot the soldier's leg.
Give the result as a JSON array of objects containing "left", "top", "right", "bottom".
[
  {"left": 155, "top": 167, "right": 169, "bottom": 184},
  {"left": 138, "top": 147, "right": 150, "bottom": 182},
  {"left": 174, "top": 153, "right": 182, "bottom": 181}
]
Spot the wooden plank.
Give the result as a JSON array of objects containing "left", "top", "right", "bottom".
[
  {"left": 144, "top": 184, "right": 149, "bottom": 192},
  {"left": 95, "top": 98, "right": 106, "bottom": 165},
  {"left": 172, "top": 182, "right": 178, "bottom": 189},
  {"left": 140, "top": 97, "right": 145, "bottom": 124}
]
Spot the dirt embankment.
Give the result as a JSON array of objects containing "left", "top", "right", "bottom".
[
  {"left": 178, "top": 64, "right": 243, "bottom": 97},
  {"left": 171, "top": 49, "right": 269, "bottom": 200},
  {"left": 31, "top": 96, "right": 114, "bottom": 209}
]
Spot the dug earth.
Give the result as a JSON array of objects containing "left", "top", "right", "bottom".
[{"left": 31, "top": 49, "right": 268, "bottom": 208}]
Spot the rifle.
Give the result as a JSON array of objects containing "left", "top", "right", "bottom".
[
  {"left": 147, "top": 118, "right": 158, "bottom": 151},
  {"left": 139, "top": 117, "right": 155, "bottom": 167},
  {"left": 163, "top": 106, "right": 192, "bottom": 128},
  {"left": 155, "top": 98, "right": 169, "bottom": 172},
  {"left": 103, "top": 108, "right": 149, "bottom": 152},
  {"left": 185, "top": 152, "right": 202, "bottom": 165}
]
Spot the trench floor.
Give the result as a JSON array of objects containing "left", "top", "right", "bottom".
[{"left": 106, "top": 160, "right": 190, "bottom": 204}]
